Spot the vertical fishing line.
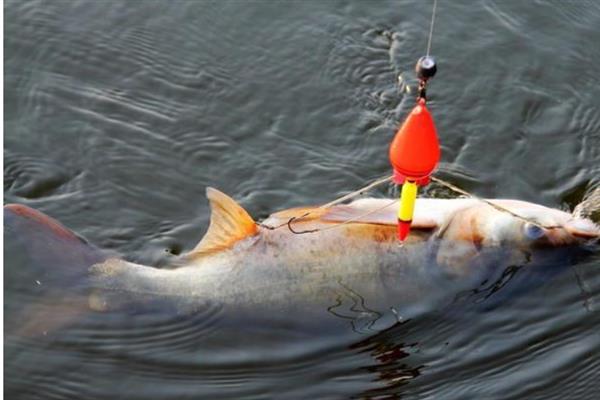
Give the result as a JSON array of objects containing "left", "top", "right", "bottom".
[{"left": 426, "top": 0, "right": 438, "bottom": 56}]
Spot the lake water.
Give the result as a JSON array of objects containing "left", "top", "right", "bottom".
[{"left": 4, "top": 1, "right": 600, "bottom": 399}]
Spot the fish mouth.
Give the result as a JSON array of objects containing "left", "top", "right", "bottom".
[
  {"left": 540, "top": 220, "right": 600, "bottom": 248},
  {"left": 564, "top": 219, "right": 600, "bottom": 241}
]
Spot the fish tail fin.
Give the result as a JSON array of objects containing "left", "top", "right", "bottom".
[
  {"left": 4, "top": 204, "right": 107, "bottom": 336},
  {"left": 4, "top": 204, "right": 107, "bottom": 282}
]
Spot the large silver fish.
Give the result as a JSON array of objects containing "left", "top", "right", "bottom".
[{"left": 4, "top": 188, "right": 599, "bottom": 333}]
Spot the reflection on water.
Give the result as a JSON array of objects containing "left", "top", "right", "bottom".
[
  {"left": 350, "top": 320, "right": 423, "bottom": 398},
  {"left": 5, "top": 0, "right": 600, "bottom": 399}
]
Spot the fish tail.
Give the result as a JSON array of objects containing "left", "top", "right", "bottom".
[
  {"left": 5, "top": 204, "right": 108, "bottom": 284},
  {"left": 4, "top": 204, "right": 108, "bottom": 336}
]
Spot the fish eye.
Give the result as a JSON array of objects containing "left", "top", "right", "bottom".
[{"left": 524, "top": 222, "right": 545, "bottom": 240}]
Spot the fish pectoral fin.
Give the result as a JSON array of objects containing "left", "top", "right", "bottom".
[
  {"left": 435, "top": 241, "right": 481, "bottom": 276},
  {"left": 189, "top": 187, "right": 258, "bottom": 256}
]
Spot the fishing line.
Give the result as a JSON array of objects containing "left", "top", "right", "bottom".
[
  {"left": 258, "top": 173, "right": 555, "bottom": 234},
  {"left": 426, "top": 0, "right": 438, "bottom": 56},
  {"left": 319, "top": 175, "right": 393, "bottom": 209},
  {"left": 258, "top": 0, "right": 561, "bottom": 235},
  {"left": 429, "top": 177, "right": 555, "bottom": 229},
  {"left": 286, "top": 198, "right": 398, "bottom": 235},
  {"left": 572, "top": 265, "right": 594, "bottom": 312},
  {"left": 256, "top": 175, "right": 394, "bottom": 232}
]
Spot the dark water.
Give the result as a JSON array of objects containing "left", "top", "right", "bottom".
[{"left": 4, "top": 0, "right": 600, "bottom": 399}]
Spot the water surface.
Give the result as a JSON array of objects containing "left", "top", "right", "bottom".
[{"left": 5, "top": 1, "right": 600, "bottom": 399}]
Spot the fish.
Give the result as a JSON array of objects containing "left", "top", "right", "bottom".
[{"left": 4, "top": 188, "right": 600, "bottom": 333}]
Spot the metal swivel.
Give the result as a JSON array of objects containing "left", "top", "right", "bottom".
[{"left": 415, "top": 56, "right": 437, "bottom": 81}]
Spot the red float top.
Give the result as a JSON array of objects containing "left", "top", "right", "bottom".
[{"left": 389, "top": 99, "right": 440, "bottom": 184}]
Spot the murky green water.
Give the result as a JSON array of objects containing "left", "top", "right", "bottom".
[{"left": 5, "top": 1, "right": 600, "bottom": 399}]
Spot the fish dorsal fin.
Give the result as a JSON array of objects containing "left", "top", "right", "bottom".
[{"left": 191, "top": 187, "right": 258, "bottom": 255}]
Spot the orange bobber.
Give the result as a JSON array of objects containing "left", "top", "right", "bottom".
[{"left": 389, "top": 98, "right": 440, "bottom": 184}]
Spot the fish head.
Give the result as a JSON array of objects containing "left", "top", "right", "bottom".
[
  {"left": 433, "top": 200, "right": 599, "bottom": 276},
  {"left": 461, "top": 200, "right": 600, "bottom": 249}
]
